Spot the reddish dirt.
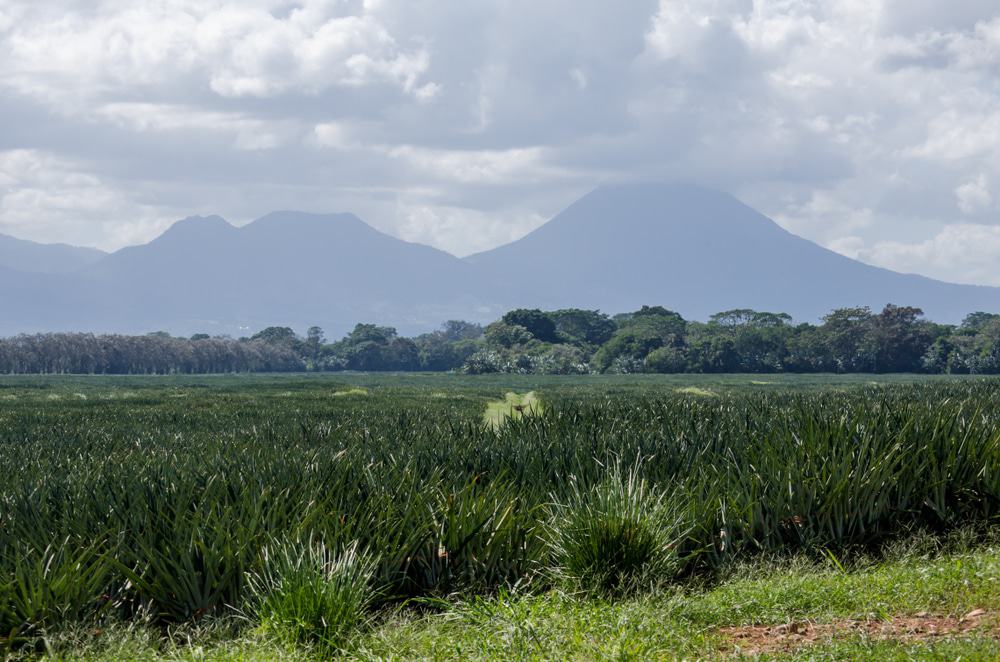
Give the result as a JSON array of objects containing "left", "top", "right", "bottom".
[{"left": 716, "top": 609, "right": 997, "bottom": 656}]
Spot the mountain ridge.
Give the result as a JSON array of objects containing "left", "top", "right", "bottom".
[
  {"left": 1, "top": 182, "right": 998, "bottom": 336},
  {"left": 0, "top": 232, "right": 107, "bottom": 275},
  {"left": 465, "top": 182, "right": 1000, "bottom": 323}
]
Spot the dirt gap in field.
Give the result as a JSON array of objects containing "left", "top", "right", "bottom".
[{"left": 717, "top": 609, "right": 996, "bottom": 655}]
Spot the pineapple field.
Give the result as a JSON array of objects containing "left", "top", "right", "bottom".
[{"left": 1, "top": 373, "right": 999, "bottom": 659}]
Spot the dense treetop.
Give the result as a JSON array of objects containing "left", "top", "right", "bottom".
[{"left": 1, "top": 305, "right": 998, "bottom": 375}]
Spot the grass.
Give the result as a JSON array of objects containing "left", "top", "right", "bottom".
[
  {"left": 242, "top": 539, "right": 375, "bottom": 653},
  {"left": 547, "top": 462, "right": 687, "bottom": 594},
  {"left": 356, "top": 538, "right": 1000, "bottom": 660},
  {"left": 29, "top": 536, "right": 999, "bottom": 659},
  {"left": 19, "top": 623, "right": 304, "bottom": 661}
]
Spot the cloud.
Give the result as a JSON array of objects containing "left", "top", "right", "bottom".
[
  {"left": 1, "top": 2, "right": 435, "bottom": 104},
  {"left": 393, "top": 202, "right": 547, "bottom": 257},
  {"left": 97, "top": 103, "right": 289, "bottom": 151},
  {"left": 312, "top": 122, "right": 356, "bottom": 150},
  {"left": 0, "top": 149, "right": 178, "bottom": 249},
  {"left": 856, "top": 224, "right": 1000, "bottom": 286},
  {"left": 203, "top": 12, "right": 433, "bottom": 98},
  {"left": 956, "top": 174, "right": 993, "bottom": 214},
  {"left": 645, "top": 0, "right": 752, "bottom": 66},
  {"left": 880, "top": 0, "right": 1000, "bottom": 36},
  {"left": 907, "top": 108, "right": 1000, "bottom": 162},
  {"left": 385, "top": 145, "right": 560, "bottom": 185},
  {"left": 771, "top": 189, "right": 875, "bottom": 246},
  {"left": 0, "top": 0, "right": 998, "bottom": 288}
]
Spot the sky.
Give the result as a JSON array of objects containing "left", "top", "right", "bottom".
[{"left": 1, "top": 0, "right": 999, "bottom": 286}]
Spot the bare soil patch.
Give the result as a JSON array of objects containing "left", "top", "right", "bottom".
[{"left": 717, "top": 609, "right": 996, "bottom": 656}]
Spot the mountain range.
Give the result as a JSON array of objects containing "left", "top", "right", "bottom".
[
  {"left": 0, "top": 233, "right": 106, "bottom": 274},
  {"left": 1, "top": 182, "right": 998, "bottom": 336}
]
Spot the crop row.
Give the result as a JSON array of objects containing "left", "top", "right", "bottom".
[{"left": 0, "top": 382, "right": 998, "bottom": 650}]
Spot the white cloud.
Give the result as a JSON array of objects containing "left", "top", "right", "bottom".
[
  {"left": 203, "top": 12, "right": 432, "bottom": 98},
  {"left": 825, "top": 235, "right": 866, "bottom": 259},
  {"left": 97, "top": 103, "right": 288, "bottom": 151},
  {"left": 313, "top": 122, "right": 356, "bottom": 150},
  {"left": 0, "top": 149, "right": 179, "bottom": 250},
  {"left": 394, "top": 202, "right": 547, "bottom": 257},
  {"left": 1, "top": 2, "right": 436, "bottom": 104},
  {"left": 857, "top": 224, "right": 1000, "bottom": 286},
  {"left": 412, "top": 81, "right": 442, "bottom": 102},
  {"left": 907, "top": 109, "right": 1000, "bottom": 162},
  {"left": 880, "top": 0, "right": 999, "bottom": 36},
  {"left": 769, "top": 189, "right": 875, "bottom": 246},
  {"left": 645, "top": 0, "right": 748, "bottom": 64},
  {"left": 956, "top": 173, "right": 993, "bottom": 214},
  {"left": 386, "top": 145, "right": 559, "bottom": 185}
]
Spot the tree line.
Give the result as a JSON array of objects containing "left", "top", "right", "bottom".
[
  {"left": 0, "top": 333, "right": 302, "bottom": 375},
  {"left": 1, "top": 304, "right": 999, "bottom": 375}
]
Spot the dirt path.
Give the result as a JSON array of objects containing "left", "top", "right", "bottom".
[{"left": 717, "top": 609, "right": 996, "bottom": 656}]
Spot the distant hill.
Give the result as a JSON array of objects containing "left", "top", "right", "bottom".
[
  {"left": 0, "top": 232, "right": 106, "bottom": 274},
  {"left": 1, "top": 212, "right": 485, "bottom": 336},
  {"left": 466, "top": 182, "right": 1000, "bottom": 323},
  {"left": 1, "top": 183, "right": 998, "bottom": 336}
]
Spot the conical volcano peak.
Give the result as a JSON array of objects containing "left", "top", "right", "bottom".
[
  {"left": 466, "top": 180, "right": 782, "bottom": 267},
  {"left": 547, "top": 181, "right": 769, "bottom": 235},
  {"left": 155, "top": 215, "right": 234, "bottom": 242},
  {"left": 588, "top": 179, "right": 722, "bottom": 200},
  {"left": 167, "top": 214, "right": 231, "bottom": 230},
  {"left": 464, "top": 182, "right": 1000, "bottom": 323}
]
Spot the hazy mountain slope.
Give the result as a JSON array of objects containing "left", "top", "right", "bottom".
[
  {"left": 466, "top": 182, "right": 1000, "bottom": 323},
  {"left": 2, "top": 183, "right": 999, "bottom": 337},
  {"left": 0, "top": 232, "right": 106, "bottom": 274},
  {"left": 72, "top": 211, "right": 485, "bottom": 335},
  {"left": 0, "top": 266, "right": 94, "bottom": 335}
]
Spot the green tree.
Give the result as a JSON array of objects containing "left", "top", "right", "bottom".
[
  {"left": 484, "top": 321, "right": 534, "bottom": 349},
  {"left": 710, "top": 309, "right": 792, "bottom": 328},
  {"left": 550, "top": 309, "right": 615, "bottom": 347},
  {"left": 592, "top": 307, "right": 688, "bottom": 372},
  {"left": 305, "top": 326, "right": 325, "bottom": 367},
  {"left": 252, "top": 326, "right": 300, "bottom": 346},
  {"left": 864, "top": 304, "right": 933, "bottom": 373},
  {"left": 439, "top": 320, "right": 484, "bottom": 341},
  {"left": 961, "top": 312, "right": 1000, "bottom": 332},
  {"left": 345, "top": 324, "right": 396, "bottom": 345},
  {"left": 643, "top": 346, "right": 686, "bottom": 373},
  {"left": 821, "top": 307, "right": 875, "bottom": 372},
  {"left": 684, "top": 323, "right": 739, "bottom": 372},
  {"left": 415, "top": 334, "right": 480, "bottom": 371},
  {"left": 783, "top": 324, "right": 833, "bottom": 372},
  {"left": 947, "top": 316, "right": 1000, "bottom": 373},
  {"left": 501, "top": 309, "right": 559, "bottom": 343},
  {"left": 705, "top": 309, "right": 793, "bottom": 372}
]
